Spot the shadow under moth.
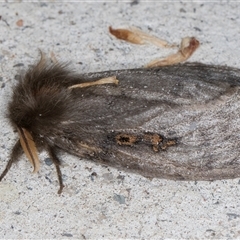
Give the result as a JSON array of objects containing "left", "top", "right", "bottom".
[{"left": 1, "top": 27, "right": 240, "bottom": 194}]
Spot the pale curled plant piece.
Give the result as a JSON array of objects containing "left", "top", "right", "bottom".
[
  {"left": 109, "top": 26, "right": 175, "bottom": 48},
  {"left": 146, "top": 37, "right": 200, "bottom": 67},
  {"left": 109, "top": 26, "right": 200, "bottom": 67}
]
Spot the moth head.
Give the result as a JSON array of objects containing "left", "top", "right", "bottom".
[{"left": 7, "top": 56, "right": 71, "bottom": 173}]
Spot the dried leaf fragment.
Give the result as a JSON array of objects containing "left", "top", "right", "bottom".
[
  {"left": 109, "top": 26, "right": 175, "bottom": 48},
  {"left": 110, "top": 26, "right": 199, "bottom": 67},
  {"left": 146, "top": 37, "right": 200, "bottom": 67},
  {"left": 18, "top": 128, "right": 40, "bottom": 173}
]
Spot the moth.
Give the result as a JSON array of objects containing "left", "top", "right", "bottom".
[{"left": 1, "top": 27, "right": 240, "bottom": 194}]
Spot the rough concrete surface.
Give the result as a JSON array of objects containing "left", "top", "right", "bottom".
[{"left": 0, "top": 1, "right": 240, "bottom": 239}]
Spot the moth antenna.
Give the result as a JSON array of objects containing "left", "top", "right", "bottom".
[
  {"left": 46, "top": 146, "right": 64, "bottom": 194},
  {"left": 0, "top": 140, "right": 22, "bottom": 181},
  {"left": 69, "top": 76, "right": 118, "bottom": 89}
]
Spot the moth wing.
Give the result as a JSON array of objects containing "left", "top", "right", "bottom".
[{"left": 45, "top": 63, "right": 240, "bottom": 180}]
